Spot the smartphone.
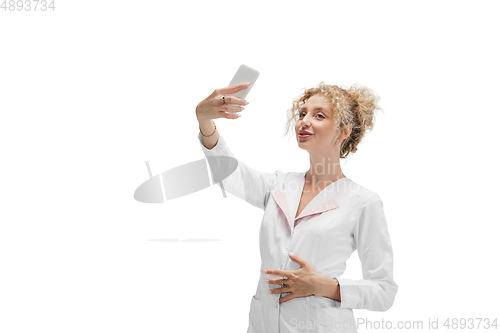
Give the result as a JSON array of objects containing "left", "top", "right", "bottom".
[{"left": 225, "top": 64, "right": 259, "bottom": 112}]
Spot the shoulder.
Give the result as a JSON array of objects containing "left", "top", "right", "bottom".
[
  {"left": 342, "top": 179, "right": 383, "bottom": 208},
  {"left": 346, "top": 181, "right": 388, "bottom": 234}
]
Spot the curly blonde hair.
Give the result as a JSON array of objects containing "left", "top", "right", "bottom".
[{"left": 283, "top": 82, "right": 383, "bottom": 159}]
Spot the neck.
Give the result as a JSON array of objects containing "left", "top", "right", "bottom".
[{"left": 305, "top": 150, "right": 345, "bottom": 189}]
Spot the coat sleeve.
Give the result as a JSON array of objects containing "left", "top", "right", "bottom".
[
  {"left": 335, "top": 192, "right": 398, "bottom": 311},
  {"left": 197, "top": 132, "right": 280, "bottom": 210}
]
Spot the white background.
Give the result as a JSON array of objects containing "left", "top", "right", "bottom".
[{"left": 1, "top": 1, "right": 499, "bottom": 332}]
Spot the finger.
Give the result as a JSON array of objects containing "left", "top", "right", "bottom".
[
  {"left": 218, "top": 82, "right": 251, "bottom": 95},
  {"left": 266, "top": 279, "right": 279, "bottom": 286},
  {"left": 219, "top": 110, "right": 241, "bottom": 120},
  {"left": 220, "top": 95, "right": 249, "bottom": 106},
  {"left": 213, "top": 102, "right": 241, "bottom": 113},
  {"left": 218, "top": 100, "right": 245, "bottom": 114},
  {"left": 269, "top": 286, "right": 288, "bottom": 294},
  {"left": 266, "top": 277, "right": 289, "bottom": 286},
  {"left": 228, "top": 105, "right": 244, "bottom": 113},
  {"left": 279, "top": 295, "right": 291, "bottom": 303},
  {"left": 263, "top": 269, "right": 291, "bottom": 278}
]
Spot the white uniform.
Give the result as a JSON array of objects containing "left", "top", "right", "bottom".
[{"left": 198, "top": 133, "right": 398, "bottom": 333}]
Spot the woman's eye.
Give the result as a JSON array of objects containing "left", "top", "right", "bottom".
[{"left": 299, "top": 112, "right": 324, "bottom": 118}]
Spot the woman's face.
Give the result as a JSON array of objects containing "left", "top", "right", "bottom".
[{"left": 295, "top": 94, "right": 339, "bottom": 152}]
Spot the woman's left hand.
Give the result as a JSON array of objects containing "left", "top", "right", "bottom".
[{"left": 263, "top": 252, "right": 323, "bottom": 303}]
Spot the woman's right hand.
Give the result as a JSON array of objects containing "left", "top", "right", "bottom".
[{"left": 195, "top": 83, "right": 250, "bottom": 121}]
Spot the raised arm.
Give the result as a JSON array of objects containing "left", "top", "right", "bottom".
[
  {"left": 195, "top": 83, "right": 280, "bottom": 210},
  {"left": 195, "top": 82, "right": 250, "bottom": 150}
]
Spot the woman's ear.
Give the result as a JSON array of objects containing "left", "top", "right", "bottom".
[{"left": 342, "top": 124, "right": 352, "bottom": 141}]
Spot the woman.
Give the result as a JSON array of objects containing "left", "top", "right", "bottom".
[{"left": 196, "top": 82, "right": 398, "bottom": 333}]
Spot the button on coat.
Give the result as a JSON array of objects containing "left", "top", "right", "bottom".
[{"left": 198, "top": 133, "right": 398, "bottom": 333}]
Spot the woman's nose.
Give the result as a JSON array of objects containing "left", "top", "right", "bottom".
[{"left": 300, "top": 118, "right": 310, "bottom": 128}]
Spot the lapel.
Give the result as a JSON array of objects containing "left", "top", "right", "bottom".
[{"left": 271, "top": 172, "right": 340, "bottom": 233}]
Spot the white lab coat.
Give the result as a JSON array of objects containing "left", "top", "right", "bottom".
[{"left": 198, "top": 133, "right": 398, "bottom": 333}]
